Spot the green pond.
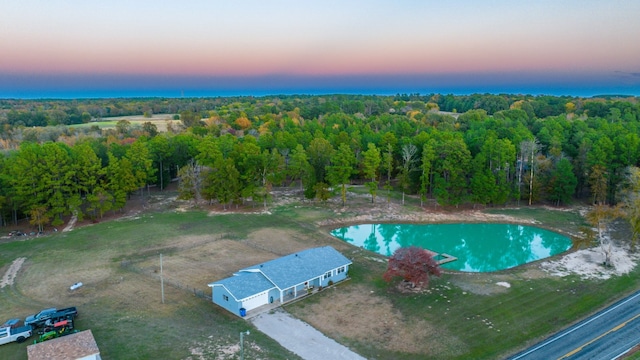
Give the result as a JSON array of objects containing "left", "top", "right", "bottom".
[{"left": 330, "top": 223, "right": 572, "bottom": 272}]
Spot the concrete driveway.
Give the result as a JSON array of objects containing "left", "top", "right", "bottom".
[{"left": 251, "top": 308, "right": 366, "bottom": 360}]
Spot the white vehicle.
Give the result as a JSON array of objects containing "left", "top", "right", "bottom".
[{"left": 0, "top": 324, "right": 32, "bottom": 345}]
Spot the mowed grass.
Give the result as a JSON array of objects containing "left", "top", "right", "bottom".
[
  {"left": 391, "top": 272, "right": 640, "bottom": 359},
  {"left": 1, "top": 200, "right": 638, "bottom": 359}
]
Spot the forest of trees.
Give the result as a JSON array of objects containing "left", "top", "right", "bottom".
[{"left": 1, "top": 93, "right": 639, "bottom": 233}]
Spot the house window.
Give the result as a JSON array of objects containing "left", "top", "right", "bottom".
[
  {"left": 223, "top": 295, "right": 229, "bottom": 301},
  {"left": 324, "top": 271, "right": 332, "bottom": 279},
  {"left": 337, "top": 266, "right": 345, "bottom": 274}
]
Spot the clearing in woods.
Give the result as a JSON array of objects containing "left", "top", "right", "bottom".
[{"left": 0, "top": 187, "right": 638, "bottom": 359}]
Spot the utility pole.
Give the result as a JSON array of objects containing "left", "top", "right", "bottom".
[
  {"left": 240, "top": 330, "right": 250, "bottom": 360},
  {"left": 160, "top": 254, "right": 165, "bottom": 304}
]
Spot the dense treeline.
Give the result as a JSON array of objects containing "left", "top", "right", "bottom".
[
  {"left": 3, "top": 93, "right": 637, "bottom": 128},
  {"left": 0, "top": 94, "right": 639, "bottom": 230}
]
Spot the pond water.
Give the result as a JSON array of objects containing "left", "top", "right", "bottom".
[{"left": 330, "top": 223, "right": 572, "bottom": 272}]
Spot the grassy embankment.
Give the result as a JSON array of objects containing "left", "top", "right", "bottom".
[{"left": 0, "top": 194, "right": 638, "bottom": 359}]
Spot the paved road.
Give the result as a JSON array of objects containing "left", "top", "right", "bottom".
[
  {"left": 509, "top": 290, "right": 640, "bottom": 360},
  {"left": 251, "top": 308, "right": 366, "bottom": 360}
]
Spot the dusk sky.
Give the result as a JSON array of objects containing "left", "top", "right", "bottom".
[{"left": 1, "top": 0, "right": 639, "bottom": 98}]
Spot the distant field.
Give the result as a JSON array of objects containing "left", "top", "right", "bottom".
[{"left": 70, "top": 114, "right": 180, "bottom": 132}]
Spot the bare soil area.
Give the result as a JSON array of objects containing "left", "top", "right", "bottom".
[
  {"left": 0, "top": 257, "right": 26, "bottom": 288},
  {"left": 127, "top": 224, "right": 318, "bottom": 294},
  {"left": 290, "top": 284, "right": 467, "bottom": 357}
]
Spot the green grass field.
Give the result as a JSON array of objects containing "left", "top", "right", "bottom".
[
  {"left": 69, "top": 114, "right": 179, "bottom": 132},
  {"left": 0, "top": 210, "right": 301, "bottom": 360},
  {"left": 0, "top": 193, "right": 638, "bottom": 359}
]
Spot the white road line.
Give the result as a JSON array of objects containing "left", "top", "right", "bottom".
[{"left": 510, "top": 290, "right": 640, "bottom": 360}]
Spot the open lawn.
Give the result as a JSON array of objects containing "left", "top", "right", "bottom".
[
  {"left": 1, "top": 189, "right": 639, "bottom": 359},
  {"left": 69, "top": 114, "right": 180, "bottom": 132}
]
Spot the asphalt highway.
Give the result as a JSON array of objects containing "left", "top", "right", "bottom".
[{"left": 509, "top": 290, "right": 640, "bottom": 360}]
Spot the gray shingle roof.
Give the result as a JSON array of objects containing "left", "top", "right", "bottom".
[
  {"left": 212, "top": 271, "right": 275, "bottom": 300},
  {"left": 243, "top": 246, "right": 352, "bottom": 289},
  {"left": 209, "top": 246, "right": 352, "bottom": 299}
]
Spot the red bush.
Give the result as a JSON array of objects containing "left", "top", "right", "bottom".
[{"left": 383, "top": 246, "right": 441, "bottom": 288}]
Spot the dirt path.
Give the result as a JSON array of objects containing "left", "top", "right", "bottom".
[
  {"left": 0, "top": 257, "right": 26, "bottom": 288},
  {"left": 62, "top": 212, "right": 77, "bottom": 232}
]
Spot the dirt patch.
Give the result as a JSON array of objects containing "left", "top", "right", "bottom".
[
  {"left": 517, "top": 267, "right": 549, "bottom": 279},
  {"left": 541, "top": 242, "right": 640, "bottom": 280},
  {"left": 135, "top": 239, "right": 277, "bottom": 287},
  {"left": 62, "top": 212, "right": 77, "bottom": 232},
  {"left": 317, "top": 196, "right": 537, "bottom": 229},
  {"left": 19, "top": 260, "right": 118, "bottom": 306},
  {"left": 245, "top": 228, "right": 313, "bottom": 256},
  {"left": 188, "top": 337, "right": 264, "bottom": 360},
  {"left": 289, "top": 284, "right": 466, "bottom": 356},
  {"left": 0, "top": 257, "right": 26, "bottom": 288},
  {"left": 447, "top": 277, "right": 509, "bottom": 296},
  {"left": 131, "top": 229, "right": 309, "bottom": 292}
]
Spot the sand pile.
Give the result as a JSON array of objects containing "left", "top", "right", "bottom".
[{"left": 541, "top": 243, "right": 640, "bottom": 280}]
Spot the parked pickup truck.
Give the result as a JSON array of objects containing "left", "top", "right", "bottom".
[
  {"left": 0, "top": 324, "right": 32, "bottom": 345},
  {"left": 25, "top": 307, "right": 78, "bottom": 328},
  {"left": 1, "top": 319, "right": 21, "bottom": 329}
]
